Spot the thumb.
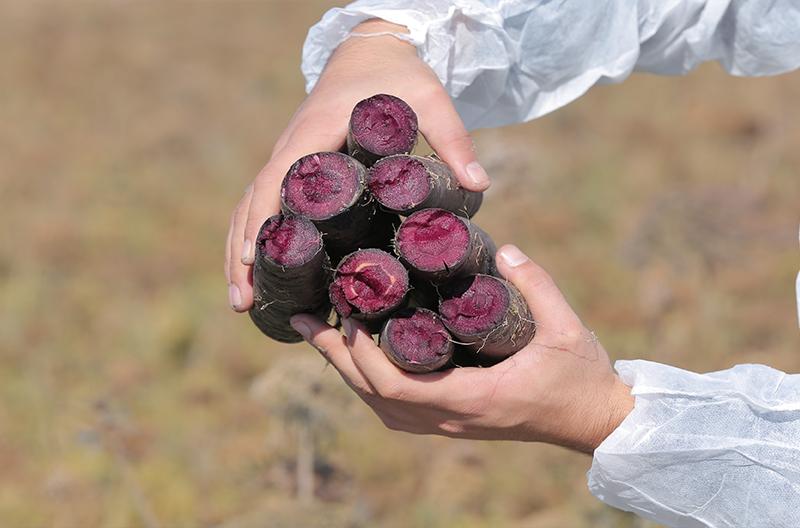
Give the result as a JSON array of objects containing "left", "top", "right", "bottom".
[
  {"left": 494, "top": 244, "right": 583, "bottom": 330},
  {"left": 418, "top": 91, "right": 490, "bottom": 192}
]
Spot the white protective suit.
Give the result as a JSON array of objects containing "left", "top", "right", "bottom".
[{"left": 301, "top": 2, "right": 800, "bottom": 527}]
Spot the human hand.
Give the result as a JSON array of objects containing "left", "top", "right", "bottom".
[
  {"left": 289, "top": 245, "right": 634, "bottom": 453},
  {"left": 225, "top": 19, "right": 490, "bottom": 312}
]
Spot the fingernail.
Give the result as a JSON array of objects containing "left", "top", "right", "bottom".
[
  {"left": 228, "top": 283, "right": 242, "bottom": 309},
  {"left": 465, "top": 161, "right": 490, "bottom": 189},
  {"left": 290, "top": 317, "right": 312, "bottom": 341},
  {"left": 240, "top": 239, "right": 252, "bottom": 264},
  {"left": 342, "top": 318, "right": 355, "bottom": 341},
  {"left": 498, "top": 245, "right": 529, "bottom": 268}
]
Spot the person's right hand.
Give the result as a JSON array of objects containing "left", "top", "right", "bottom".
[
  {"left": 290, "top": 245, "right": 635, "bottom": 453},
  {"left": 225, "top": 19, "right": 491, "bottom": 312}
]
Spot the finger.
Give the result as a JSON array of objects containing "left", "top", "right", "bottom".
[
  {"left": 239, "top": 161, "right": 281, "bottom": 267},
  {"left": 224, "top": 211, "right": 234, "bottom": 284},
  {"left": 228, "top": 186, "right": 254, "bottom": 311},
  {"left": 342, "top": 318, "right": 406, "bottom": 396},
  {"left": 290, "top": 314, "right": 375, "bottom": 396},
  {"left": 240, "top": 128, "right": 346, "bottom": 266},
  {"left": 418, "top": 90, "right": 489, "bottom": 192},
  {"left": 495, "top": 244, "right": 583, "bottom": 330},
  {"left": 342, "top": 318, "right": 466, "bottom": 403}
]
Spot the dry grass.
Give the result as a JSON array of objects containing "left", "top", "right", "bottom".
[{"left": 0, "top": 1, "right": 797, "bottom": 527}]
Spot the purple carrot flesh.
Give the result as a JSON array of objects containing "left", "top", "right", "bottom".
[
  {"left": 368, "top": 154, "right": 483, "bottom": 217},
  {"left": 380, "top": 308, "right": 454, "bottom": 373},
  {"left": 281, "top": 151, "right": 381, "bottom": 261},
  {"left": 329, "top": 249, "right": 409, "bottom": 333},
  {"left": 347, "top": 94, "right": 418, "bottom": 166},
  {"left": 395, "top": 208, "right": 497, "bottom": 283},
  {"left": 439, "top": 274, "right": 535, "bottom": 362},
  {"left": 249, "top": 214, "right": 332, "bottom": 343}
]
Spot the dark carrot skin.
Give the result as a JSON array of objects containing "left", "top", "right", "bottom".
[
  {"left": 368, "top": 154, "right": 483, "bottom": 217},
  {"left": 249, "top": 214, "right": 332, "bottom": 343},
  {"left": 438, "top": 274, "right": 535, "bottom": 362},
  {"left": 281, "top": 152, "right": 380, "bottom": 262}
]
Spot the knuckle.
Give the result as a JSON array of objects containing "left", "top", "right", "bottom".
[
  {"left": 289, "top": 115, "right": 321, "bottom": 137},
  {"left": 521, "top": 267, "right": 555, "bottom": 292},
  {"left": 229, "top": 260, "right": 248, "bottom": 283},
  {"left": 559, "top": 327, "right": 585, "bottom": 344},
  {"left": 230, "top": 205, "right": 244, "bottom": 228},
  {"left": 244, "top": 216, "right": 261, "bottom": 237},
  {"left": 547, "top": 327, "right": 585, "bottom": 351},
  {"left": 270, "top": 135, "right": 291, "bottom": 160},
  {"left": 253, "top": 163, "right": 282, "bottom": 188},
  {"left": 377, "top": 383, "right": 406, "bottom": 401},
  {"left": 351, "top": 382, "right": 373, "bottom": 399},
  {"left": 467, "top": 387, "right": 492, "bottom": 416},
  {"left": 245, "top": 210, "right": 271, "bottom": 234},
  {"left": 417, "top": 81, "right": 448, "bottom": 106},
  {"left": 312, "top": 343, "right": 330, "bottom": 358},
  {"left": 314, "top": 333, "right": 341, "bottom": 353},
  {"left": 235, "top": 187, "right": 253, "bottom": 212},
  {"left": 231, "top": 209, "right": 249, "bottom": 236},
  {"left": 435, "top": 129, "right": 473, "bottom": 152}
]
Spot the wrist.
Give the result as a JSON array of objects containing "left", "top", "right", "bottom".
[
  {"left": 536, "top": 375, "right": 633, "bottom": 454},
  {"left": 325, "top": 19, "right": 416, "bottom": 76},
  {"left": 587, "top": 376, "right": 634, "bottom": 453},
  {"left": 556, "top": 375, "right": 633, "bottom": 454},
  {"left": 350, "top": 19, "right": 410, "bottom": 36}
]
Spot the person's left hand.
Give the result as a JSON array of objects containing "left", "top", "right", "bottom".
[
  {"left": 224, "top": 19, "right": 488, "bottom": 313},
  {"left": 289, "top": 245, "right": 634, "bottom": 453}
]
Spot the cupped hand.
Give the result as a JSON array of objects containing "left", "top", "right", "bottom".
[
  {"left": 225, "top": 20, "right": 490, "bottom": 312},
  {"left": 289, "top": 245, "right": 634, "bottom": 453}
]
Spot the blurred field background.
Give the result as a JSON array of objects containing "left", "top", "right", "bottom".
[{"left": 1, "top": 1, "right": 798, "bottom": 527}]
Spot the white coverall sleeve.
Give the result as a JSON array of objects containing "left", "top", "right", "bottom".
[
  {"left": 302, "top": 6, "right": 800, "bottom": 524},
  {"left": 301, "top": 0, "right": 800, "bottom": 130},
  {"left": 589, "top": 360, "right": 800, "bottom": 528}
]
